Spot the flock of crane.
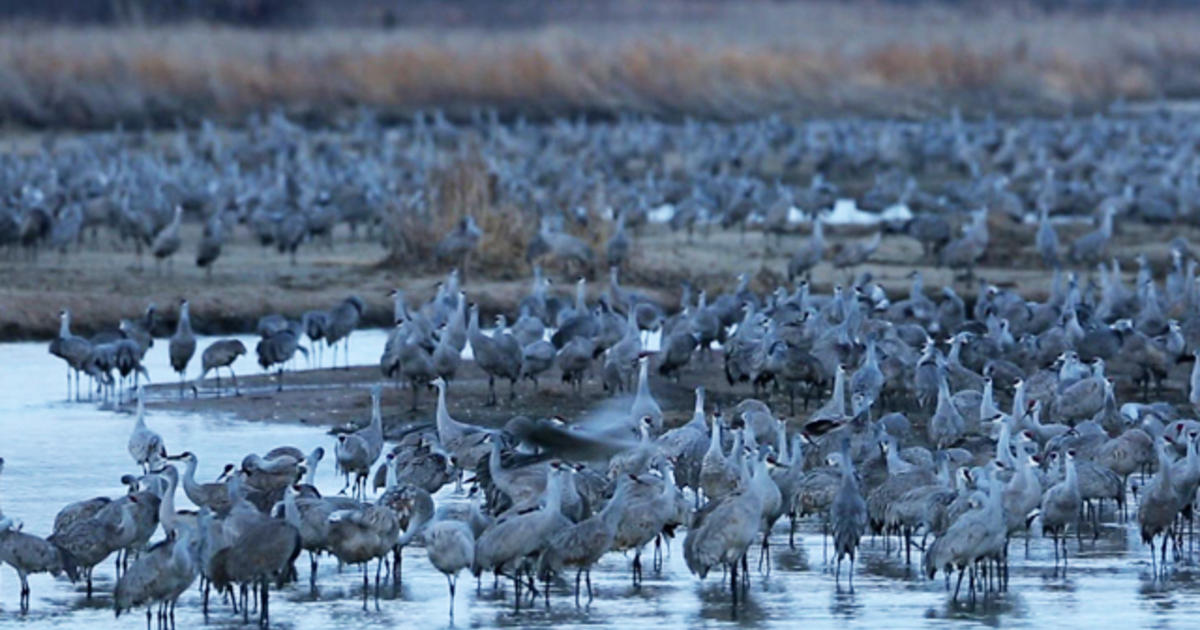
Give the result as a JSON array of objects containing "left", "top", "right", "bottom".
[{"left": 4, "top": 109, "right": 1200, "bottom": 628}]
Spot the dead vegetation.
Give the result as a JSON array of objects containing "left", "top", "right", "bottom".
[{"left": 1, "top": 4, "right": 1199, "bottom": 127}]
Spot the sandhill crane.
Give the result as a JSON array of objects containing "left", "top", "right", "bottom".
[
  {"left": 0, "top": 513, "right": 79, "bottom": 612},
  {"left": 209, "top": 490, "right": 302, "bottom": 626},
  {"left": 169, "top": 299, "right": 196, "bottom": 397},
  {"left": 114, "top": 523, "right": 201, "bottom": 627},
  {"left": 325, "top": 501, "right": 400, "bottom": 611},
  {"left": 335, "top": 386, "right": 385, "bottom": 498},
  {"left": 128, "top": 391, "right": 165, "bottom": 473},
  {"left": 175, "top": 452, "right": 234, "bottom": 513},
  {"left": 256, "top": 326, "right": 308, "bottom": 391},
  {"left": 1069, "top": 205, "right": 1116, "bottom": 266},
  {"left": 540, "top": 474, "right": 636, "bottom": 605},
  {"left": 380, "top": 323, "right": 435, "bottom": 410},
  {"left": 325, "top": 295, "right": 365, "bottom": 370},
  {"left": 199, "top": 338, "right": 247, "bottom": 396},
  {"left": 830, "top": 445, "right": 867, "bottom": 591},
  {"left": 424, "top": 516, "right": 475, "bottom": 619},
  {"left": 1034, "top": 449, "right": 1082, "bottom": 572},
  {"left": 468, "top": 304, "right": 521, "bottom": 405},
  {"left": 623, "top": 356, "right": 664, "bottom": 434},
  {"left": 301, "top": 310, "right": 331, "bottom": 368},
  {"left": 473, "top": 463, "right": 570, "bottom": 611},
  {"left": 606, "top": 211, "right": 630, "bottom": 269},
  {"left": 49, "top": 309, "right": 94, "bottom": 401},
  {"left": 151, "top": 205, "right": 183, "bottom": 275},
  {"left": 47, "top": 496, "right": 141, "bottom": 599},
  {"left": 684, "top": 463, "right": 764, "bottom": 606},
  {"left": 1139, "top": 438, "right": 1181, "bottom": 579},
  {"left": 434, "top": 215, "right": 483, "bottom": 276},
  {"left": 1036, "top": 205, "right": 1060, "bottom": 268},
  {"left": 657, "top": 387, "right": 710, "bottom": 500},
  {"left": 196, "top": 212, "right": 224, "bottom": 279}
]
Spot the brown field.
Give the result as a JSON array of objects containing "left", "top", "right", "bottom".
[{"left": 1, "top": 3, "right": 1200, "bottom": 127}]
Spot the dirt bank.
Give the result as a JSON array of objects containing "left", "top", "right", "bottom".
[{"left": 4, "top": 216, "right": 1193, "bottom": 342}]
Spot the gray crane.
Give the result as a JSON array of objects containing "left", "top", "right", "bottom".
[
  {"left": 114, "top": 523, "right": 201, "bottom": 627},
  {"left": 629, "top": 355, "right": 663, "bottom": 433},
  {"left": 195, "top": 212, "right": 224, "bottom": 279},
  {"left": 128, "top": 391, "right": 165, "bottom": 473},
  {"left": 150, "top": 205, "right": 183, "bottom": 275},
  {"left": 830, "top": 444, "right": 867, "bottom": 591},
  {"left": 1068, "top": 206, "right": 1116, "bottom": 266},
  {"left": 256, "top": 326, "right": 308, "bottom": 391},
  {"left": 176, "top": 451, "right": 234, "bottom": 513},
  {"left": 47, "top": 496, "right": 141, "bottom": 599},
  {"left": 0, "top": 510, "right": 79, "bottom": 612},
  {"left": 423, "top": 516, "right": 476, "bottom": 619},
  {"left": 199, "top": 338, "right": 247, "bottom": 396},
  {"left": 325, "top": 295, "right": 365, "bottom": 370},
  {"left": 684, "top": 466, "right": 765, "bottom": 606},
  {"left": 325, "top": 503, "right": 401, "bottom": 611},
  {"left": 301, "top": 310, "right": 331, "bottom": 368},
  {"left": 1138, "top": 438, "right": 1181, "bottom": 579},
  {"left": 1036, "top": 205, "right": 1060, "bottom": 268},
  {"left": 380, "top": 323, "right": 435, "bottom": 410},
  {"left": 169, "top": 299, "right": 197, "bottom": 397},
  {"left": 209, "top": 491, "right": 301, "bottom": 626},
  {"left": 540, "top": 474, "right": 636, "bottom": 605},
  {"left": 335, "top": 386, "right": 385, "bottom": 499},
  {"left": 1034, "top": 449, "right": 1082, "bottom": 572},
  {"left": 468, "top": 304, "right": 521, "bottom": 405},
  {"left": 49, "top": 309, "right": 94, "bottom": 401},
  {"left": 432, "top": 324, "right": 462, "bottom": 384},
  {"left": 657, "top": 387, "right": 711, "bottom": 502},
  {"left": 473, "top": 463, "right": 570, "bottom": 611}
]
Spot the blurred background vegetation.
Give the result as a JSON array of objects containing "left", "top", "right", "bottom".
[{"left": 0, "top": 1, "right": 1198, "bottom": 128}]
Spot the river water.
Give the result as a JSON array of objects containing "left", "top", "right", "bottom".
[{"left": 0, "top": 333, "right": 1198, "bottom": 628}]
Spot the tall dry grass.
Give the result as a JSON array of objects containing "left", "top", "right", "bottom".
[{"left": 1, "top": 3, "right": 1199, "bottom": 127}]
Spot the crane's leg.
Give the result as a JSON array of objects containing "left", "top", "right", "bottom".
[
  {"left": 574, "top": 568, "right": 582, "bottom": 607},
  {"left": 586, "top": 569, "right": 593, "bottom": 604},
  {"left": 447, "top": 575, "right": 457, "bottom": 620},
  {"left": 277, "top": 367, "right": 284, "bottom": 392},
  {"left": 730, "top": 559, "right": 739, "bottom": 607},
  {"left": 361, "top": 563, "right": 368, "bottom": 611}
]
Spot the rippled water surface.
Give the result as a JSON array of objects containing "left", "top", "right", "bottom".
[{"left": 1, "top": 335, "right": 1199, "bottom": 628}]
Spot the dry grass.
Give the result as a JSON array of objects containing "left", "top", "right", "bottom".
[{"left": 2, "top": 3, "right": 1200, "bottom": 127}]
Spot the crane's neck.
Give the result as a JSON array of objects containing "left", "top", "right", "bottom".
[
  {"left": 688, "top": 389, "right": 705, "bottom": 429},
  {"left": 707, "top": 419, "right": 722, "bottom": 457},
  {"left": 59, "top": 313, "right": 71, "bottom": 338},
  {"left": 282, "top": 488, "right": 301, "bottom": 529},
  {"left": 996, "top": 423, "right": 1012, "bottom": 466},
  {"left": 159, "top": 471, "right": 179, "bottom": 535},
  {"left": 304, "top": 449, "right": 321, "bottom": 485},
  {"left": 468, "top": 308, "right": 481, "bottom": 338},
  {"left": 488, "top": 439, "right": 504, "bottom": 480},
  {"left": 177, "top": 304, "right": 191, "bottom": 335},
  {"left": 545, "top": 469, "right": 564, "bottom": 515},
  {"left": 370, "top": 391, "right": 382, "bottom": 435},
  {"left": 435, "top": 384, "right": 453, "bottom": 438},
  {"left": 182, "top": 457, "right": 200, "bottom": 492},
  {"left": 385, "top": 456, "right": 398, "bottom": 491},
  {"left": 636, "top": 359, "right": 650, "bottom": 397},
  {"left": 831, "top": 369, "right": 846, "bottom": 415},
  {"left": 600, "top": 480, "right": 630, "bottom": 530}
]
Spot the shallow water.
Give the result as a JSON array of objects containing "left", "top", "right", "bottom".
[{"left": 0, "top": 335, "right": 1198, "bottom": 628}]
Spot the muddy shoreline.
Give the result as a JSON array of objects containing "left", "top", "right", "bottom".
[{"left": 5, "top": 219, "right": 1194, "bottom": 342}]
